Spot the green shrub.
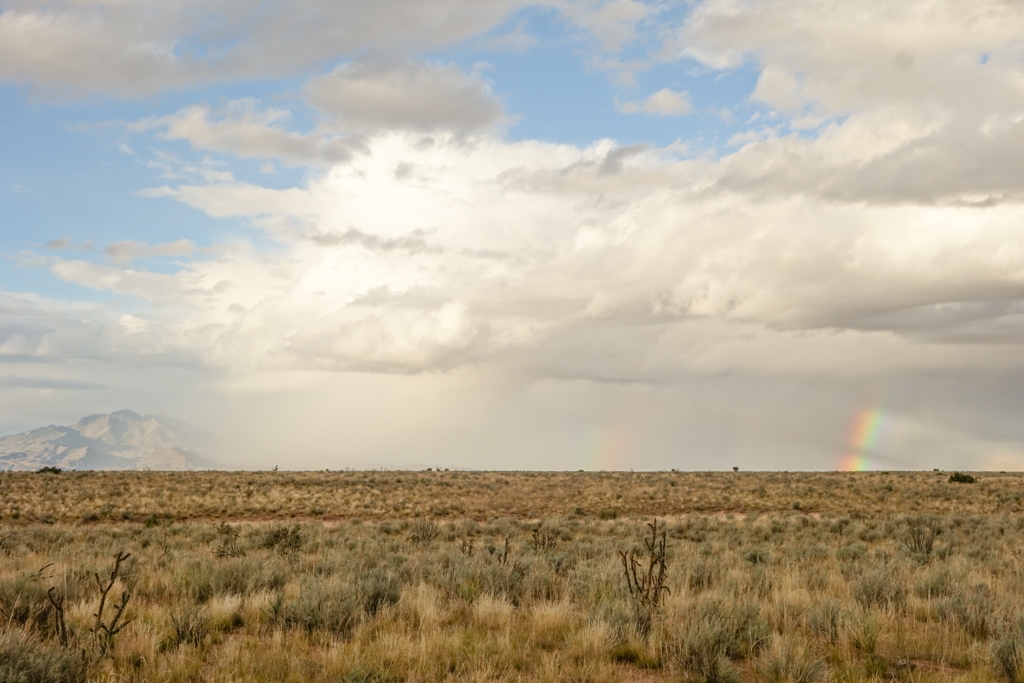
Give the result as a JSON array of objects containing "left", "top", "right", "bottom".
[
  {"left": 213, "top": 522, "right": 245, "bottom": 558},
  {"left": 755, "top": 638, "right": 826, "bottom": 683},
  {"left": 179, "top": 557, "right": 288, "bottom": 601},
  {"left": 282, "top": 580, "right": 361, "bottom": 636},
  {"left": 670, "top": 600, "right": 768, "bottom": 682},
  {"left": 903, "top": 515, "right": 941, "bottom": 556},
  {"left": 165, "top": 607, "right": 210, "bottom": 649},
  {"left": 937, "top": 584, "right": 993, "bottom": 638},
  {"left": 676, "top": 627, "right": 740, "bottom": 683},
  {"left": 478, "top": 559, "right": 528, "bottom": 605},
  {"left": 610, "top": 642, "right": 660, "bottom": 668},
  {"left": 836, "top": 543, "right": 866, "bottom": 561},
  {"left": 409, "top": 518, "right": 440, "bottom": 544},
  {"left": 744, "top": 548, "right": 770, "bottom": 565},
  {"left": 995, "top": 639, "right": 1024, "bottom": 683},
  {"left": 851, "top": 614, "right": 881, "bottom": 656},
  {"left": 949, "top": 472, "right": 976, "bottom": 484},
  {"left": 262, "top": 524, "right": 303, "bottom": 555},
  {"left": 852, "top": 568, "right": 907, "bottom": 611},
  {"left": 688, "top": 559, "right": 721, "bottom": 593},
  {"left": 913, "top": 566, "right": 956, "bottom": 599},
  {"left": 0, "top": 574, "right": 52, "bottom": 632},
  {"left": 0, "top": 628, "right": 84, "bottom": 683},
  {"left": 807, "top": 599, "right": 845, "bottom": 644},
  {"left": 994, "top": 619, "right": 1024, "bottom": 683},
  {"left": 359, "top": 575, "right": 402, "bottom": 616}
]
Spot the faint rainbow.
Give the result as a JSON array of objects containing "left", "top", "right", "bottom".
[
  {"left": 587, "top": 424, "right": 628, "bottom": 471},
  {"left": 840, "top": 408, "right": 886, "bottom": 471}
]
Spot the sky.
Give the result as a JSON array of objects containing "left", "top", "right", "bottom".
[{"left": 3, "top": 0, "right": 1024, "bottom": 471}]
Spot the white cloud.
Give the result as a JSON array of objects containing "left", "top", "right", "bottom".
[
  {"left": 25, "top": 129, "right": 1024, "bottom": 383},
  {"left": 11, "top": 0, "right": 1024, "bottom": 468},
  {"left": 0, "top": 0, "right": 659, "bottom": 98},
  {"left": 44, "top": 237, "right": 91, "bottom": 251},
  {"left": 102, "top": 240, "right": 194, "bottom": 265},
  {"left": 0, "top": 0, "right": 533, "bottom": 96},
  {"left": 130, "top": 62, "right": 503, "bottom": 159},
  {"left": 0, "top": 291, "right": 115, "bottom": 364},
  {"left": 680, "top": 0, "right": 1024, "bottom": 116},
  {"left": 305, "top": 61, "right": 504, "bottom": 133},
  {"left": 478, "top": 22, "right": 538, "bottom": 53},
  {"left": 557, "top": 0, "right": 651, "bottom": 52},
  {"left": 616, "top": 88, "right": 692, "bottom": 116},
  {"left": 672, "top": 0, "right": 1024, "bottom": 207},
  {"left": 136, "top": 99, "right": 363, "bottom": 164}
]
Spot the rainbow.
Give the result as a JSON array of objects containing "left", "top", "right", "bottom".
[
  {"left": 840, "top": 408, "right": 886, "bottom": 471},
  {"left": 586, "top": 424, "right": 628, "bottom": 471}
]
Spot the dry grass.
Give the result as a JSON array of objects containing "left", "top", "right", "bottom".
[
  {"left": 0, "top": 469, "right": 1019, "bottom": 524},
  {"left": 1, "top": 470, "right": 1022, "bottom": 682}
]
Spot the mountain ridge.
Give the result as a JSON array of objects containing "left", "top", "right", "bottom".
[{"left": 0, "top": 410, "right": 220, "bottom": 471}]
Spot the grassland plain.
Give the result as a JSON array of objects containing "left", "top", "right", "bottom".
[
  {"left": 2, "top": 470, "right": 1023, "bottom": 523},
  {"left": 2, "top": 470, "right": 1024, "bottom": 682}
]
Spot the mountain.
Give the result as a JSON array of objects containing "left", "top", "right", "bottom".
[{"left": 0, "top": 410, "right": 221, "bottom": 471}]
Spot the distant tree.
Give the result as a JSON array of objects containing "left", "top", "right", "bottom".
[{"left": 36, "top": 466, "right": 62, "bottom": 474}]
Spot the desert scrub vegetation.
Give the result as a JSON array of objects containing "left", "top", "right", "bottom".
[
  {"left": 0, "top": 470, "right": 1020, "bottom": 524},
  {"left": 3, "top": 491, "right": 1024, "bottom": 682}
]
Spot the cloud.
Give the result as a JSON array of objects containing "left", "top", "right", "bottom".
[
  {"left": 680, "top": 0, "right": 1024, "bottom": 116},
  {"left": 616, "top": 88, "right": 692, "bottom": 115},
  {"left": 558, "top": 0, "right": 651, "bottom": 53},
  {"left": 0, "top": 0, "right": 532, "bottom": 96},
  {"left": 11, "top": 0, "right": 1024, "bottom": 468},
  {"left": 708, "top": 109, "right": 1024, "bottom": 206},
  {"left": 132, "top": 62, "right": 502, "bottom": 159},
  {"left": 0, "top": 291, "right": 112, "bottom": 364},
  {"left": 15, "top": 126, "right": 1020, "bottom": 384},
  {"left": 135, "top": 100, "right": 364, "bottom": 164},
  {"left": 673, "top": 0, "right": 1024, "bottom": 206},
  {"left": 102, "top": 239, "right": 194, "bottom": 265},
  {"left": 19, "top": 2, "right": 1024, "bottom": 380},
  {"left": 44, "top": 238, "right": 92, "bottom": 251},
  {"left": 304, "top": 61, "right": 504, "bottom": 133},
  {"left": 478, "top": 22, "right": 538, "bottom": 53},
  {"left": 0, "top": 375, "right": 106, "bottom": 390},
  {"left": 0, "top": 0, "right": 666, "bottom": 101},
  {"left": 306, "top": 228, "right": 440, "bottom": 254}
]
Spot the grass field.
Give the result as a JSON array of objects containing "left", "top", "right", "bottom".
[
  {"left": 1, "top": 470, "right": 1022, "bottom": 523},
  {"left": 1, "top": 470, "right": 1022, "bottom": 682}
]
